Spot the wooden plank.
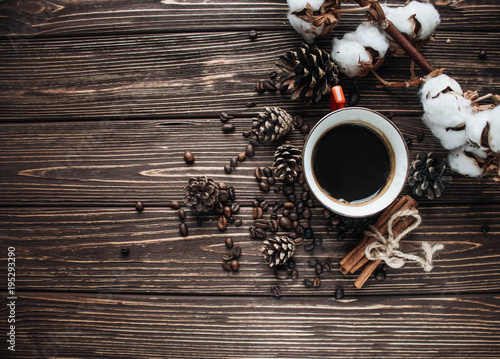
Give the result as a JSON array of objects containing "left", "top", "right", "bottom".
[
  {"left": 1, "top": 117, "right": 499, "bottom": 206},
  {"left": 0, "top": 31, "right": 498, "bottom": 121},
  {"left": 1, "top": 204, "right": 498, "bottom": 295},
  {"left": 10, "top": 292, "right": 500, "bottom": 358},
  {"left": 1, "top": 0, "right": 498, "bottom": 37}
]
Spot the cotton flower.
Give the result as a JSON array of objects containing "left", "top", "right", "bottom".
[{"left": 448, "top": 144, "right": 487, "bottom": 177}]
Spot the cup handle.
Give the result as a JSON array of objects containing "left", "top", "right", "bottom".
[{"left": 330, "top": 85, "right": 346, "bottom": 111}]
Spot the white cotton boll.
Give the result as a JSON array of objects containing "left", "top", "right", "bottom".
[
  {"left": 331, "top": 38, "right": 371, "bottom": 77},
  {"left": 422, "top": 92, "right": 473, "bottom": 129},
  {"left": 287, "top": 13, "right": 325, "bottom": 43},
  {"left": 344, "top": 22, "right": 390, "bottom": 58},
  {"left": 382, "top": 5, "right": 414, "bottom": 37},
  {"left": 465, "top": 109, "right": 490, "bottom": 149},
  {"left": 287, "top": 0, "right": 324, "bottom": 13},
  {"left": 423, "top": 118, "right": 468, "bottom": 150},
  {"left": 448, "top": 145, "right": 486, "bottom": 177},
  {"left": 404, "top": 1, "right": 441, "bottom": 39},
  {"left": 487, "top": 106, "right": 500, "bottom": 151},
  {"left": 420, "top": 74, "right": 462, "bottom": 105}
]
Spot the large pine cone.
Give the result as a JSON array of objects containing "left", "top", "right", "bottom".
[
  {"left": 273, "top": 143, "right": 303, "bottom": 183},
  {"left": 261, "top": 236, "right": 296, "bottom": 268},
  {"left": 408, "top": 153, "right": 446, "bottom": 200},
  {"left": 277, "top": 43, "right": 339, "bottom": 105},
  {"left": 251, "top": 107, "right": 293, "bottom": 143},
  {"left": 183, "top": 176, "right": 220, "bottom": 213}
]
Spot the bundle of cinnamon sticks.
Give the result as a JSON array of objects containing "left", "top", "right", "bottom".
[{"left": 339, "top": 195, "right": 419, "bottom": 289}]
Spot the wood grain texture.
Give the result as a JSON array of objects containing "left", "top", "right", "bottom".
[
  {"left": 7, "top": 292, "right": 500, "bottom": 358},
  {"left": 1, "top": 31, "right": 498, "bottom": 121},
  {"left": 1, "top": 117, "right": 499, "bottom": 206},
  {"left": 1, "top": 0, "right": 499, "bottom": 37},
  {"left": 1, "top": 204, "right": 498, "bottom": 295}
]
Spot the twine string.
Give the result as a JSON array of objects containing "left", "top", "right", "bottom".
[{"left": 365, "top": 209, "right": 444, "bottom": 272}]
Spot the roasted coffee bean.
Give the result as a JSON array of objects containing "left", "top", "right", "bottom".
[
  {"left": 306, "top": 198, "right": 314, "bottom": 208},
  {"left": 275, "top": 268, "right": 289, "bottom": 280},
  {"left": 231, "top": 203, "right": 240, "bottom": 214},
  {"left": 261, "top": 201, "right": 269, "bottom": 211},
  {"left": 218, "top": 190, "right": 229, "bottom": 203},
  {"left": 299, "top": 219, "right": 310, "bottom": 229},
  {"left": 242, "top": 130, "right": 251, "bottom": 137},
  {"left": 135, "top": 201, "right": 144, "bottom": 212},
  {"left": 222, "top": 262, "right": 231, "bottom": 271},
  {"left": 272, "top": 202, "right": 283, "bottom": 212},
  {"left": 230, "top": 157, "right": 238, "bottom": 168},
  {"left": 179, "top": 222, "right": 189, "bottom": 236},
  {"left": 330, "top": 216, "right": 341, "bottom": 226},
  {"left": 228, "top": 186, "right": 236, "bottom": 200},
  {"left": 224, "top": 164, "right": 232, "bottom": 173},
  {"left": 253, "top": 206, "right": 263, "bottom": 219},
  {"left": 249, "top": 29, "right": 258, "bottom": 39},
  {"left": 479, "top": 49, "right": 487, "bottom": 59},
  {"left": 283, "top": 184, "right": 295, "bottom": 195},
  {"left": 238, "top": 152, "right": 246, "bottom": 162},
  {"left": 296, "top": 226, "right": 304, "bottom": 235},
  {"left": 223, "top": 206, "right": 232, "bottom": 218},
  {"left": 230, "top": 259, "right": 240, "bottom": 272},
  {"left": 264, "top": 80, "right": 277, "bottom": 92},
  {"left": 249, "top": 138, "right": 259, "bottom": 146},
  {"left": 252, "top": 200, "right": 260, "bottom": 209},
  {"left": 303, "top": 279, "right": 314, "bottom": 288},
  {"left": 302, "top": 182, "right": 309, "bottom": 192},
  {"left": 222, "top": 253, "right": 233, "bottom": 262},
  {"left": 218, "top": 216, "right": 228, "bottom": 231},
  {"left": 214, "top": 202, "right": 224, "bottom": 215},
  {"left": 304, "top": 240, "right": 314, "bottom": 251},
  {"left": 274, "top": 186, "right": 282, "bottom": 193},
  {"left": 302, "top": 208, "right": 311, "bottom": 219},
  {"left": 255, "top": 80, "right": 266, "bottom": 93},
  {"left": 375, "top": 269, "right": 386, "bottom": 281},
  {"left": 233, "top": 245, "right": 242, "bottom": 258},
  {"left": 178, "top": 209, "right": 186, "bottom": 221},
  {"left": 308, "top": 257, "right": 318, "bottom": 267},
  {"left": 225, "top": 237, "right": 234, "bottom": 248},
  {"left": 297, "top": 172, "right": 305, "bottom": 184},
  {"left": 219, "top": 112, "right": 230, "bottom": 122},
  {"left": 417, "top": 131, "right": 425, "bottom": 141},
  {"left": 323, "top": 262, "right": 332, "bottom": 272},
  {"left": 183, "top": 151, "right": 195, "bottom": 164},
  {"left": 337, "top": 223, "right": 347, "bottom": 232},
  {"left": 256, "top": 195, "right": 265, "bottom": 202},
  {"left": 337, "top": 231, "right": 346, "bottom": 241},
  {"left": 304, "top": 228, "right": 314, "bottom": 239},
  {"left": 267, "top": 176, "right": 276, "bottom": 185},
  {"left": 301, "top": 191, "right": 310, "bottom": 202},
  {"left": 292, "top": 220, "right": 298, "bottom": 229},
  {"left": 481, "top": 224, "right": 490, "bottom": 233},
  {"left": 279, "top": 216, "right": 292, "bottom": 231},
  {"left": 293, "top": 115, "right": 304, "bottom": 128},
  {"left": 291, "top": 269, "right": 299, "bottom": 279},
  {"left": 235, "top": 219, "right": 243, "bottom": 227},
  {"left": 169, "top": 200, "right": 181, "bottom": 210},
  {"left": 315, "top": 263, "right": 323, "bottom": 275},
  {"left": 313, "top": 277, "right": 321, "bottom": 287},
  {"left": 348, "top": 90, "right": 360, "bottom": 106},
  {"left": 222, "top": 124, "right": 235, "bottom": 133},
  {"left": 254, "top": 219, "right": 269, "bottom": 229},
  {"left": 284, "top": 202, "right": 295, "bottom": 209},
  {"left": 294, "top": 237, "right": 304, "bottom": 246},
  {"left": 295, "top": 201, "right": 304, "bottom": 214},
  {"left": 288, "top": 231, "right": 297, "bottom": 239},
  {"left": 314, "top": 237, "right": 323, "bottom": 246},
  {"left": 246, "top": 101, "right": 257, "bottom": 108},
  {"left": 218, "top": 181, "right": 228, "bottom": 190},
  {"left": 269, "top": 219, "right": 279, "bottom": 232},
  {"left": 259, "top": 181, "right": 270, "bottom": 192},
  {"left": 405, "top": 136, "right": 413, "bottom": 146},
  {"left": 287, "top": 194, "right": 296, "bottom": 203},
  {"left": 289, "top": 212, "right": 299, "bottom": 221},
  {"left": 300, "top": 123, "right": 310, "bottom": 134},
  {"left": 269, "top": 70, "right": 278, "bottom": 79},
  {"left": 121, "top": 247, "right": 129, "bottom": 256},
  {"left": 271, "top": 285, "right": 282, "bottom": 298},
  {"left": 261, "top": 167, "right": 271, "bottom": 177},
  {"left": 245, "top": 144, "right": 255, "bottom": 157},
  {"left": 334, "top": 288, "right": 345, "bottom": 300}
]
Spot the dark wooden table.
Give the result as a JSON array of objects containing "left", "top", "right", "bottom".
[{"left": 1, "top": 0, "right": 499, "bottom": 357}]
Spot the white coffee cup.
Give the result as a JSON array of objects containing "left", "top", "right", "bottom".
[{"left": 303, "top": 107, "right": 409, "bottom": 218}]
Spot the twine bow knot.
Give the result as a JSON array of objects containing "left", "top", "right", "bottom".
[{"left": 365, "top": 209, "right": 444, "bottom": 272}]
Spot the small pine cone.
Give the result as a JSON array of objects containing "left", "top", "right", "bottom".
[
  {"left": 273, "top": 143, "right": 303, "bottom": 183},
  {"left": 261, "top": 236, "right": 296, "bottom": 268},
  {"left": 277, "top": 43, "right": 339, "bottom": 105},
  {"left": 183, "top": 176, "right": 220, "bottom": 213},
  {"left": 408, "top": 153, "right": 446, "bottom": 200},
  {"left": 251, "top": 107, "right": 293, "bottom": 143}
]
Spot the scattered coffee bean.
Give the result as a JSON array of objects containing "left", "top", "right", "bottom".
[
  {"left": 405, "top": 136, "right": 413, "bottom": 146},
  {"left": 417, "top": 131, "right": 425, "bottom": 141},
  {"left": 284, "top": 201, "right": 295, "bottom": 209},
  {"left": 375, "top": 269, "right": 386, "bottom": 281},
  {"left": 302, "top": 208, "right": 311, "bottom": 219},
  {"left": 218, "top": 216, "right": 228, "bottom": 231},
  {"left": 337, "top": 231, "right": 346, "bottom": 241},
  {"left": 315, "top": 263, "right": 323, "bottom": 275},
  {"left": 330, "top": 216, "right": 340, "bottom": 226},
  {"left": 255, "top": 80, "right": 266, "bottom": 93},
  {"left": 222, "top": 253, "right": 233, "bottom": 262},
  {"left": 223, "top": 206, "right": 232, "bottom": 218},
  {"left": 334, "top": 288, "right": 345, "bottom": 300},
  {"left": 302, "top": 182, "right": 309, "bottom": 191},
  {"left": 348, "top": 90, "right": 360, "bottom": 106},
  {"left": 479, "top": 49, "right": 487, "bottom": 59},
  {"left": 261, "top": 200, "right": 269, "bottom": 211},
  {"left": 313, "top": 237, "right": 323, "bottom": 246},
  {"left": 267, "top": 176, "right": 276, "bottom": 185},
  {"left": 262, "top": 167, "right": 272, "bottom": 177},
  {"left": 179, "top": 222, "right": 189, "bottom": 236},
  {"left": 288, "top": 194, "right": 296, "bottom": 203},
  {"left": 235, "top": 219, "right": 243, "bottom": 227},
  {"left": 323, "top": 262, "right": 332, "bottom": 272},
  {"left": 121, "top": 247, "right": 129, "bottom": 256},
  {"left": 249, "top": 138, "right": 258, "bottom": 146},
  {"left": 224, "top": 164, "right": 232, "bottom": 173},
  {"left": 222, "top": 124, "right": 235, "bottom": 133},
  {"left": 169, "top": 200, "right": 181, "bottom": 210},
  {"left": 269, "top": 70, "right": 278, "bottom": 79},
  {"left": 225, "top": 238, "right": 234, "bottom": 248},
  {"left": 294, "top": 237, "right": 304, "bottom": 246},
  {"left": 219, "top": 112, "right": 230, "bottom": 122},
  {"left": 222, "top": 262, "right": 231, "bottom": 271},
  {"left": 289, "top": 212, "right": 299, "bottom": 221},
  {"left": 183, "top": 151, "right": 195, "bottom": 164},
  {"left": 291, "top": 270, "right": 299, "bottom": 279},
  {"left": 303, "top": 279, "right": 314, "bottom": 288},
  {"left": 135, "top": 201, "right": 144, "bottom": 212},
  {"left": 300, "top": 123, "right": 310, "bottom": 134},
  {"left": 306, "top": 198, "right": 314, "bottom": 208},
  {"left": 228, "top": 186, "right": 236, "bottom": 200},
  {"left": 283, "top": 184, "right": 295, "bottom": 195},
  {"left": 230, "top": 259, "right": 240, "bottom": 272},
  {"left": 259, "top": 181, "right": 270, "bottom": 192},
  {"left": 231, "top": 203, "right": 240, "bottom": 214},
  {"left": 279, "top": 216, "right": 292, "bottom": 231},
  {"left": 275, "top": 268, "right": 290, "bottom": 280},
  {"left": 246, "top": 101, "right": 257, "bottom": 108},
  {"left": 229, "top": 157, "right": 238, "bottom": 168},
  {"left": 254, "top": 218, "right": 269, "bottom": 229},
  {"left": 304, "top": 228, "right": 314, "bottom": 239},
  {"left": 282, "top": 208, "right": 290, "bottom": 217},
  {"left": 304, "top": 240, "right": 314, "bottom": 251},
  {"left": 256, "top": 195, "right": 265, "bottom": 203},
  {"left": 227, "top": 217, "right": 235, "bottom": 224},
  {"left": 238, "top": 152, "right": 246, "bottom": 162},
  {"left": 245, "top": 144, "right": 255, "bottom": 157},
  {"left": 308, "top": 257, "right": 318, "bottom": 267},
  {"left": 269, "top": 219, "right": 279, "bottom": 232},
  {"left": 178, "top": 209, "right": 186, "bottom": 221},
  {"left": 293, "top": 115, "right": 304, "bottom": 129},
  {"left": 253, "top": 206, "right": 263, "bottom": 219},
  {"left": 481, "top": 224, "right": 490, "bottom": 233},
  {"left": 249, "top": 227, "right": 266, "bottom": 239},
  {"left": 214, "top": 202, "right": 224, "bottom": 214},
  {"left": 313, "top": 277, "right": 321, "bottom": 287},
  {"left": 242, "top": 130, "right": 251, "bottom": 137},
  {"left": 272, "top": 202, "right": 283, "bottom": 212},
  {"left": 248, "top": 29, "right": 258, "bottom": 39},
  {"left": 271, "top": 285, "right": 282, "bottom": 298},
  {"left": 233, "top": 245, "right": 242, "bottom": 258},
  {"left": 264, "top": 80, "right": 277, "bottom": 92},
  {"left": 218, "top": 181, "right": 228, "bottom": 190}
]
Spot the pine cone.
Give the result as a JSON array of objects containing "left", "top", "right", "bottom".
[
  {"left": 277, "top": 43, "right": 339, "bottom": 105},
  {"left": 273, "top": 143, "right": 303, "bottom": 183},
  {"left": 261, "top": 236, "right": 296, "bottom": 268},
  {"left": 408, "top": 153, "right": 446, "bottom": 200},
  {"left": 183, "top": 176, "right": 220, "bottom": 213},
  {"left": 251, "top": 107, "right": 293, "bottom": 143}
]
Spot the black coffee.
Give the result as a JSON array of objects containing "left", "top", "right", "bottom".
[{"left": 312, "top": 123, "right": 391, "bottom": 203}]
